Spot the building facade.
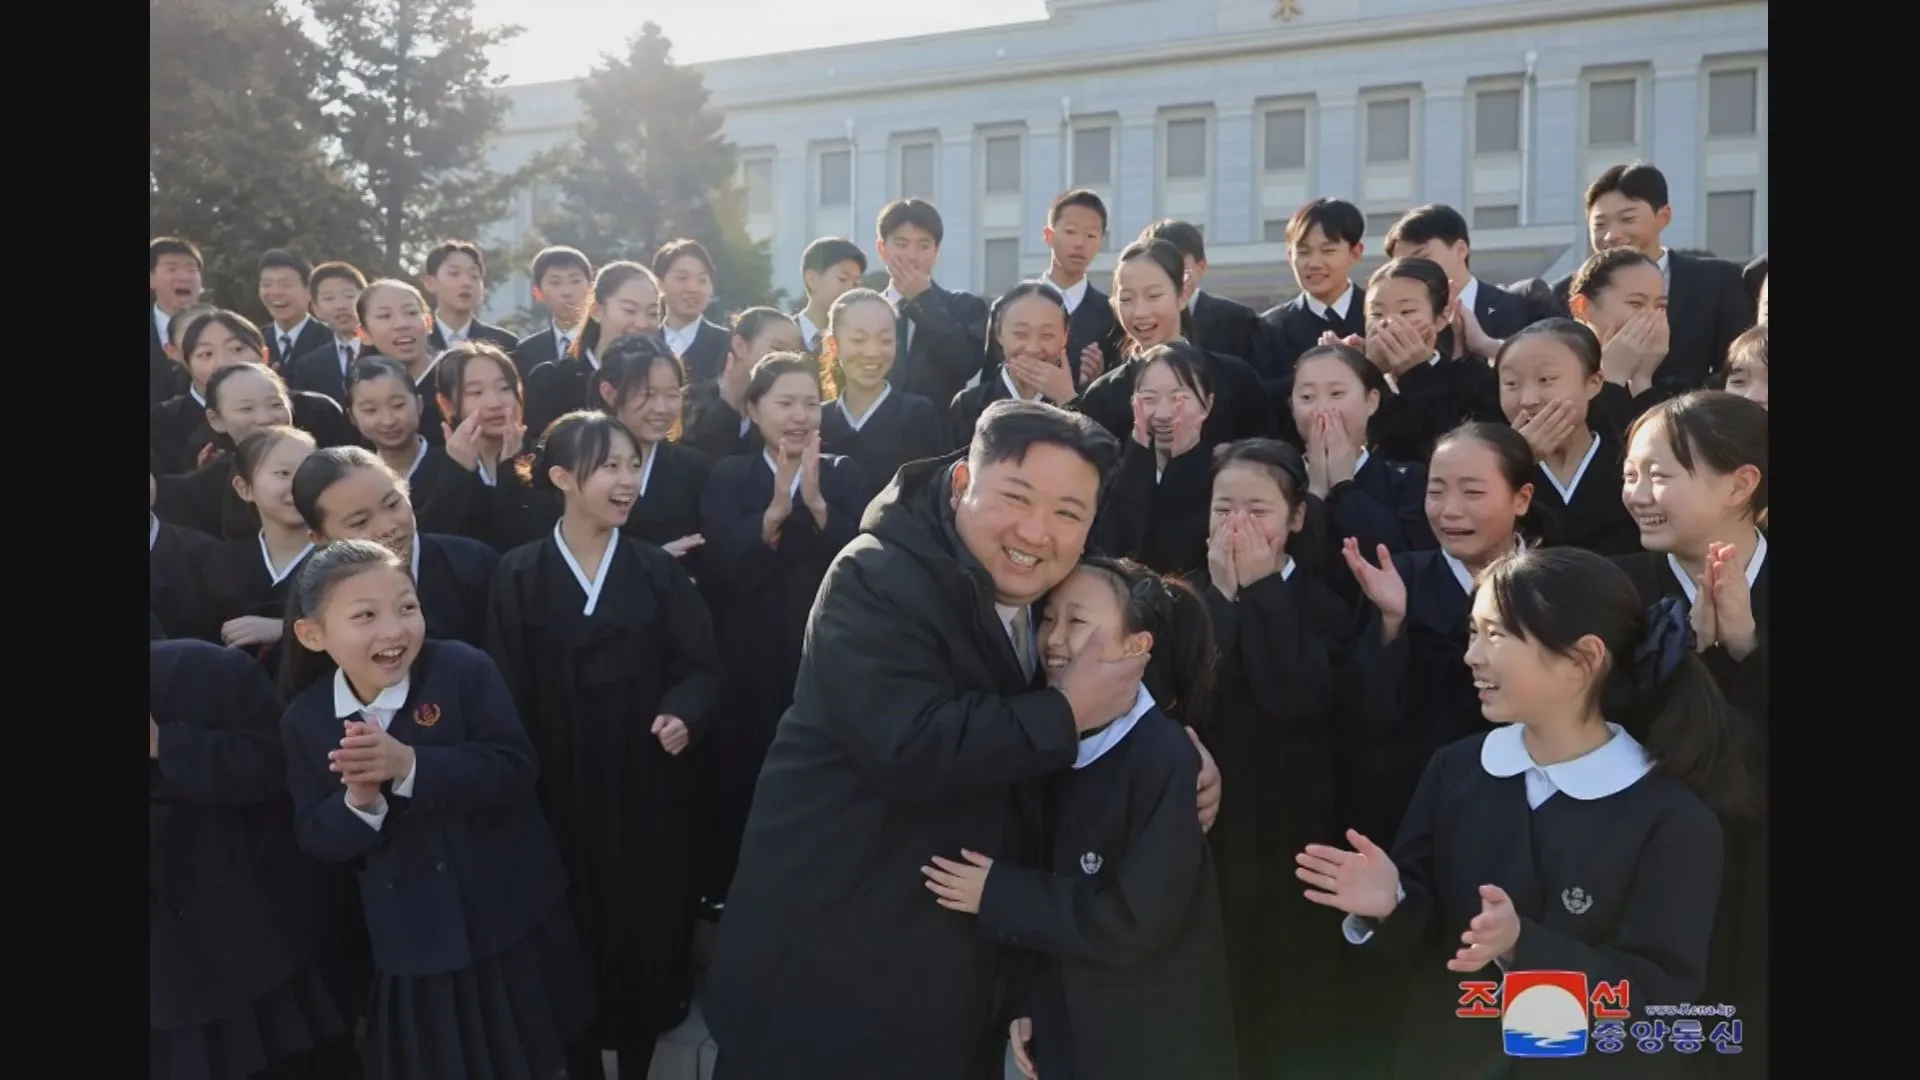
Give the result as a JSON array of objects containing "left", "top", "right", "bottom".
[{"left": 481, "top": 0, "right": 1768, "bottom": 314}]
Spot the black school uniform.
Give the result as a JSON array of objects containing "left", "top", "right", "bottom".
[
  {"left": 389, "top": 437, "right": 482, "bottom": 541},
  {"left": 265, "top": 319, "right": 334, "bottom": 372},
  {"left": 511, "top": 325, "right": 565, "bottom": 382},
  {"left": 410, "top": 531, "right": 500, "bottom": 646},
  {"left": 1321, "top": 449, "right": 1437, "bottom": 605},
  {"left": 1254, "top": 284, "right": 1366, "bottom": 432},
  {"left": 1051, "top": 277, "right": 1123, "bottom": 384},
  {"left": 1193, "top": 562, "right": 1353, "bottom": 1078},
  {"left": 696, "top": 449, "right": 869, "bottom": 902},
  {"left": 485, "top": 529, "right": 723, "bottom": 1060},
  {"left": 1092, "top": 439, "right": 1211, "bottom": 576},
  {"left": 1189, "top": 290, "right": 1262, "bottom": 364},
  {"left": 682, "top": 385, "right": 762, "bottom": 459},
  {"left": 151, "top": 640, "right": 358, "bottom": 1080},
  {"left": 1343, "top": 725, "right": 1722, "bottom": 1079},
  {"left": 428, "top": 319, "right": 520, "bottom": 355},
  {"left": 947, "top": 370, "right": 1064, "bottom": 451},
  {"left": 153, "top": 308, "right": 187, "bottom": 405},
  {"left": 820, "top": 385, "right": 946, "bottom": 502},
  {"left": 280, "top": 640, "right": 594, "bottom": 1080},
  {"left": 976, "top": 689, "right": 1237, "bottom": 1080},
  {"left": 1614, "top": 538, "right": 1769, "bottom": 1076},
  {"left": 286, "top": 339, "right": 362, "bottom": 407},
  {"left": 192, "top": 533, "right": 315, "bottom": 677},
  {"left": 888, "top": 282, "right": 991, "bottom": 411},
  {"left": 1078, "top": 350, "right": 1280, "bottom": 454},
  {"left": 151, "top": 391, "right": 357, "bottom": 479},
  {"left": 154, "top": 456, "right": 246, "bottom": 539},
  {"left": 523, "top": 351, "right": 599, "bottom": 446},
  {"left": 1532, "top": 430, "right": 1639, "bottom": 556},
  {"left": 669, "top": 318, "right": 732, "bottom": 385},
  {"left": 152, "top": 514, "right": 218, "bottom": 641},
  {"left": 1371, "top": 352, "right": 1505, "bottom": 464}
]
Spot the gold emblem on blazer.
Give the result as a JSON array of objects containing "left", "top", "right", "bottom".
[{"left": 414, "top": 703, "right": 441, "bottom": 728}]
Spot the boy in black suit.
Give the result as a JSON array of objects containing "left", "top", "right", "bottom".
[
  {"left": 1040, "top": 189, "right": 1122, "bottom": 387},
  {"left": 285, "top": 261, "right": 369, "bottom": 406},
  {"left": 796, "top": 237, "right": 867, "bottom": 353},
  {"left": 1141, "top": 219, "right": 1260, "bottom": 362},
  {"left": 259, "top": 249, "right": 332, "bottom": 370},
  {"left": 875, "top": 198, "right": 989, "bottom": 410},
  {"left": 510, "top": 245, "right": 593, "bottom": 379},
  {"left": 1253, "top": 198, "right": 1369, "bottom": 409},
  {"left": 422, "top": 240, "right": 519, "bottom": 354},
  {"left": 1384, "top": 203, "right": 1535, "bottom": 359},
  {"left": 150, "top": 237, "right": 205, "bottom": 405},
  {"left": 654, "top": 237, "right": 733, "bottom": 383}
]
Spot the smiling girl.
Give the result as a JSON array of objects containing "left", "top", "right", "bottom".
[
  {"left": 485, "top": 411, "right": 724, "bottom": 1079},
  {"left": 1361, "top": 258, "right": 1504, "bottom": 464},
  {"left": 279, "top": 540, "right": 592, "bottom": 1080},
  {"left": 1302, "top": 547, "right": 1744, "bottom": 1079},
  {"left": 921, "top": 556, "right": 1234, "bottom": 1080},
  {"left": 1567, "top": 248, "right": 1671, "bottom": 441},
  {"left": 948, "top": 284, "right": 1079, "bottom": 447},
  {"left": 344, "top": 356, "right": 471, "bottom": 539},
  {"left": 1092, "top": 341, "right": 1217, "bottom": 575},
  {"left": 192, "top": 426, "right": 316, "bottom": 675},
  {"left": 356, "top": 280, "right": 446, "bottom": 447},
  {"left": 685, "top": 308, "right": 802, "bottom": 458},
  {"left": 818, "top": 287, "right": 945, "bottom": 500},
  {"left": 698, "top": 353, "right": 869, "bottom": 905},
  {"left": 525, "top": 261, "right": 663, "bottom": 442}
]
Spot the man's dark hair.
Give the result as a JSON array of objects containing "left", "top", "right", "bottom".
[
  {"left": 258, "top": 248, "right": 312, "bottom": 285},
  {"left": 652, "top": 237, "right": 715, "bottom": 279},
  {"left": 1585, "top": 162, "right": 1670, "bottom": 212},
  {"left": 876, "top": 198, "right": 945, "bottom": 245},
  {"left": 1285, "top": 198, "right": 1366, "bottom": 248},
  {"left": 1049, "top": 189, "right": 1109, "bottom": 232},
  {"left": 310, "top": 261, "right": 368, "bottom": 293},
  {"left": 531, "top": 245, "right": 592, "bottom": 282},
  {"left": 1141, "top": 219, "right": 1205, "bottom": 263},
  {"left": 425, "top": 240, "right": 485, "bottom": 277},
  {"left": 151, "top": 236, "right": 203, "bottom": 273},
  {"left": 967, "top": 399, "right": 1120, "bottom": 491},
  {"left": 802, "top": 236, "right": 868, "bottom": 277},
  {"left": 1385, "top": 204, "right": 1471, "bottom": 258}
]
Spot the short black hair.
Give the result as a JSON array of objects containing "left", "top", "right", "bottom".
[
  {"left": 967, "top": 399, "right": 1120, "bottom": 493},
  {"left": 1585, "top": 162, "right": 1670, "bottom": 213},
  {"left": 1141, "top": 219, "right": 1205, "bottom": 263},
  {"left": 877, "top": 198, "right": 945, "bottom": 245},
  {"left": 1286, "top": 198, "right": 1365, "bottom": 248},
  {"left": 425, "top": 241, "right": 484, "bottom": 277},
  {"left": 1048, "top": 189, "right": 1109, "bottom": 232},
  {"left": 802, "top": 236, "right": 868, "bottom": 278},
  {"left": 309, "top": 261, "right": 368, "bottom": 294},
  {"left": 531, "top": 245, "right": 592, "bottom": 282},
  {"left": 1385, "top": 204, "right": 1470, "bottom": 257},
  {"left": 258, "top": 249, "right": 312, "bottom": 286},
  {"left": 150, "top": 236, "right": 203, "bottom": 272},
  {"left": 652, "top": 238, "right": 715, "bottom": 280}
]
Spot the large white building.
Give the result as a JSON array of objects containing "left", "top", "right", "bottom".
[{"left": 480, "top": 0, "right": 1767, "bottom": 314}]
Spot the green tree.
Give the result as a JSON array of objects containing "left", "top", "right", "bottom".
[
  {"left": 305, "top": 0, "right": 528, "bottom": 276},
  {"left": 536, "top": 22, "right": 779, "bottom": 313},
  {"left": 150, "top": 0, "right": 377, "bottom": 318}
]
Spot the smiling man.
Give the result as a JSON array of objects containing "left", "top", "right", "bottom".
[
  {"left": 706, "top": 400, "right": 1222, "bottom": 1080},
  {"left": 258, "top": 249, "right": 331, "bottom": 371}
]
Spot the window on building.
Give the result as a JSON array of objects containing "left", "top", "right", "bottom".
[
  {"left": 983, "top": 237, "right": 1021, "bottom": 296},
  {"left": 1072, "top": 126, "right": 1112, "bottom": 186},
  {"left": 1707, "top": 69, "right": 1759, "bottom": 137},
  {"left": 819, "top": 150, "right": 851, "bottom": 208},
  {"left": 1474, "top": 89, "right": 1521, "bottom": 154},
  {"left": 1263, "top": 108, "right": 1307, "bottom": 170},
  {"left": 1587, "top": 79, "right": 1637, "bottom": 146},
  {"left": 984, "top": 135, "right": 1022, "bottom": 195},
  {"left": 1366, "top": 98, "right": 1411, "bottom": 163},
  {"left": 1166, "top": 118, "right": 1208, "bottom": 178},
  {"left": 1704, "top": 191, "right": 1756, "bottom": 260},
  {"left": 1473, "top": 205, "right": 1520, "bottom": 230},
  {"left": 743, "top": 159, "right": 772, "bottom": 215},
  {"left": 1262, "top": 219, "right": 1289, "bottom": 243},
  {"left": 900, "top": 143, "right": 935, "bottom": 200},
  {"left": 1365, "top": 211, "right": 1403, "bottom": 237}
]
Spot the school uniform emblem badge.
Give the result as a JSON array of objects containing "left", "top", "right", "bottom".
[
  {"left": 1079, "top": 852, "right": 1103, "bottom": 875},
  {"left": 1561, "top": 887, "right": 1592, "bottom": 914},
  {"left": 414, "top": 703, "right": 441, "bottom": 728}
]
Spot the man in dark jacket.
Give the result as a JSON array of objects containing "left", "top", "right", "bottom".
[{"left": 706, "top": 400, "right": 1221, "bottom": 1080}]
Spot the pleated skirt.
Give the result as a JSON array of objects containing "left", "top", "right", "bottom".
[{"left": 150, "top": 958, "right": 351, "bottom": 1080}]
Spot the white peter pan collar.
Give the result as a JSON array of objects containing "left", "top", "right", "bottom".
[
  {"left": 1481, "top": 722, "right": 1652, "bottom": 806},
  {"left": 1075, "top": 684, "right": 1154, "bottom": 770}
]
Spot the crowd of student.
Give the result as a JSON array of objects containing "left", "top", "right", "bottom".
[{"left": 149, "top": 156, "right": 1768, "bottom": 1080}]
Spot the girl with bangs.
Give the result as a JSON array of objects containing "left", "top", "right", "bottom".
[
  {"left": 817, "top": 287, "right": 945, "bottom": 501},
  {"left": 190, "top": 426, "right": 317, "bottom": 673},
  {"left": 525, "top": 261, "right": 663, "bottom": 441},
  {"left": 1091, "top": 341, "right": 1220, "bottom": 577},
  {"left": 684, "top": 307, "right": 802, "bottom": 459}
]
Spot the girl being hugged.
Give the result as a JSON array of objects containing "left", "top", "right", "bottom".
[
  {"left": 948, "top": 283, "right": 1079, "bottom": 448},
  {"left": 485, "top": 411, "right": 724, "bottom": 1079},
  {"left": 279, "top": 540, "right": 593, "bottom": 1080},
  {"left": 1091, "top": 341, "right": 1216, "bottom": 576},
  {"left": 683, "top": 307, "right": 802, "bottom": 458},
  {"left": 193, "top": 426, "right": 317, "bottom": 672},
  {"left": 817, "top": 287, "right": 946, "bottom": 500},
  {"left": 1299, "top": 547, "right": 1746, "bottom": 1079},
  {"left": 697, "top": 353, "right": 869, "bottom": 905},
  {"left": 1193, "top": 438, "right": 1353, "bottom": 1077},
  {"left": 922, "top": 556, "right": 1235, "bottom": 1080}
]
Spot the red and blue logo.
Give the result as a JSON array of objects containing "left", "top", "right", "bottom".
[{"left": 1500, "top": 971, "right": 1589, "bottom": 1057}]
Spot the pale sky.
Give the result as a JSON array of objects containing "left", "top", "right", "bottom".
[{"left": 475, "top": 0, "right": 1049, "bottom": 85}]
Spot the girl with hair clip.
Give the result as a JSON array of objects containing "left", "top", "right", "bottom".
[
  {"left": 1090, "top": 341, "right": 1218, "bottom": 576},
  {"left": 151, "top": 637, "right": 364, "bottom": 1080},
  {"left": 355, "top": 279, "right": 449, "bottom": 448},
  {"left": 1300, "top": 546, "right": 1747, "bottom": 1079},
  {"left": 343, "top": 356, "right": 475, "bottom": 540},
  {"left": 1566, "top": 247, "right": 1673, "bottom": 442},
  {"left": 1720, "top": 323, "right": 1766, "bottom": 411},
  {"left": 1076, "top": 237, "right": 1278, "bottom": 450},
  {"left": 524, "top": 261, "right": 662, "bottom": 441},
  {"left": 683, "top": 307, "right": 801, "bottom": 458},
  {"left": 947, "top": 283, "right": 1079, "bottom": 449},
  {"left": 1291, "top": 342, "right": 1436, "bottom": 604},
  {"left": 1496, "top": 320, "right": 1641, "bottom": 556},
  {"left": 190, "top": 427, "right": 316, "bottom": 676},
  {"left": 921, "top": 556, "right": 1236, "bottom": 1080},
  {"left": 291, "top": 446, "right": 500, "bottom": 650},
  {"left": 818, "top": 287, "right": 946, "bottom": 500},
  {"left": 697, "top": 353, "right": 869, "bottom": 906},
  {"left": 1356, "top": 257, "right": 1504, "bottom": 465},
  {"left": 484, "top": 411, "right": 724, "bottom": 1080},
  {"left": 279, "top": 540, "right": 594, "bottom": 1080},
  {"left": 1191, "top": 438, "right": 1353, "bottom": 1079},
  {"left": 1615, "top": 390, "right": 1768, "bottom": 1072}
]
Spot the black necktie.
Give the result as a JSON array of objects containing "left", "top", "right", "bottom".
[
  {"left": 339, "top": 343, "right": 353, "bottom": 373},
  {"left": 895, "top": 311, "right": 912, "bottom": 359},
  {"left": 280, "top": 333, "right": 294, "bottom": 361}
]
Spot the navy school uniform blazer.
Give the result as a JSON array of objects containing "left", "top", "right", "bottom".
[{"left": 279, "top": 639, "right": 568, "bottom": 977}]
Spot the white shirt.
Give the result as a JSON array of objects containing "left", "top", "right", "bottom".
[
  {"left": 1439, "top": 536, "right": 1528, "bottom": 594},
  {"left": 553, "top": 322, "right": 573, "bottom": 358},
  {"left": 1306, "top": 283, "right": 1356, "bottom": 323},
  {"left": 258, "top": 531, "right": 315, "bottom": 586},
  {"left": 882, "top": 286, "right": 914, "bottom": 355},
  {"left": 335, "top": 337, "right": 360, "bottom": 375},
  {"left": 1538, "top": 431, "right": 1603, "bottom": 503},
  {"left": 1042, "top": 273, "right": 1090, "bottom": 315},
  {"left": 150, "top": 513, "right": 161, "bottom": 551},
  {"left": 663, "top": 318, "right": 700, "bottom": 358},
  {"left": 1457, "top": 277, "right": 1482, "bottom": 322},
  {"left": 437, "top": 317, "right": 472, "bottom": 347},
  {"left": 1343, "top": 723, "right": 1651, "bottom": 944},
  {"left": 274, "top": 316, "right": 313, "bottom": 356},
  {"left": 1076, "top": 684, "right": 1155, "bottom": 770},
  {"left": 797, "top": 312, "right": 824, "bottom": 353},
  {"left": 336, "top": 670, "right": 421, "bottom": 830},
  {"left": 838, "top": 383, "right": 893, "bottom": 432},
  {"left": 553, "top": 521, "right": 619, "bottom": 616},
  {"left": 763, "top": 449, "right": 804, "bottom": 500},
  {"left": 402, "top": 436, "right": 430, "bottom": 482},
  {"left": 1655, "top": 247, "right": 1672, "bottom": 291},
  {"left": 154, "top": 305, "right": 175, "bottom": 346},
  {"left": 1668, "top": 531, "right": 1767, "bottom": 606}
]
